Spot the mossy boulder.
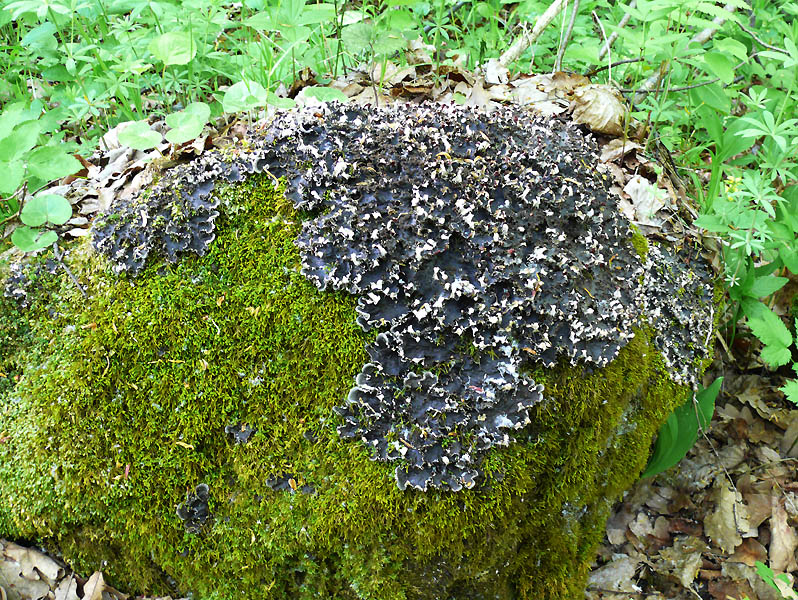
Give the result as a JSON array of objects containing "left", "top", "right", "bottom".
[{"left": 0, "top": 103, "right": 714, "bottom": 599}]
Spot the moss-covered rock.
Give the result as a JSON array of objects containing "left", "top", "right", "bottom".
[{"left": 0, "top": 103, "right": 714, "bottom": 599}]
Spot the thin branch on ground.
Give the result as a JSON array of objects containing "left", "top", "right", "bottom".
[
  {"left": 633, "top": 3, "right": 738, "bottom": 104},
  {"left": 498, "top": 0, "right": 571, "bottom": 68},
  {"left": 598, "top": 1, "right": 636, "bottom": 61},
  {"left": 53, "top": 244, "right": 88, "bottom": 299},
  {"left": 554, "top": 0, "right": 580, "bottom": 72},
  {"left": 619, "top": 71, "right": 746, "bottom": 94},
  {"left": 736, "top": 20, "right": 790, "bottom": 54}
]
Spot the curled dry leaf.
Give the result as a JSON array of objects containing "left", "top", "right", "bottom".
[
  {"left": 623, "top": 175, "right": 666, "bottom": 227},
  {"left": 570, "top": 84, "right": 627, "bottom": 136},
  {"left": 769, "top": 498, "right": 798, "bottom": 572}
]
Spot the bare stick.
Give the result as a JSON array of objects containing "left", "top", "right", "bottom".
[
  {"left": 737, "top": 21, "right": 790, "bottom": 54},
  {"left": 598, "top": 1, "right": 636, "bottom": 61},
  {"left": 584, "top": 57, "right": 644, "bottom": 77},
  {"left": 554, "top": 0, "right": 579, "bottom": 71},
  {"left": 53, "top": 243, "right": 88, "bottom": 299},
  {"left": 633, "top": 3, "right": 738, "bottom": 104},
  {"left": 498, "top": 0, "right": 571, "bottom": 68},
  {"left": 591, "top": 11, "right": 610, "bottom": 80}
]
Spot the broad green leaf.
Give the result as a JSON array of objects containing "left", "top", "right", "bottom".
[
  {"left": 118, "top": 120, "right": 162, "bottom": 150},
  {"left": 690, "top": 82, "right": 730, "bottom": 114},
  {"left": 148, "top": 32, "right": 197, "bottom": 66},
  {"left": 165, "top": 102, "right": 211, "bottom": 144},
  {"left": 26, "top": 146, "right": 82, "bottom": 181},
  {"left": 281, "top": 25, "right": 311, "bottom": 44},
  {"left": 781, "top": 379, "right": 798, "bottom": 405},
  {"left": 20, "top": 194, "right": 72, "bottom": 227},
  {"left": 702, "top": 52, "right": 735, "bottom": 84},
  {"left": 11, "top": 226, "right": 57, "bottom": 252},
  {"left": 749, "top": 275, "right": 789, "bottom": 298},
  {"left": 373, "top": 29, "right": 406, "bottom": 56},
  {"left": 641, "top": 378, "right": 721, "bottom": 479},
  {"left": 222, "top": 81, "right": 269, "bottom": 113},
  {"left": 0, "top": 120, "right": 41, "bottom": 162},
  {"left": 244, "top": 12, "right": 275, "bottom": 30},
  {"left": 781, "top": 246, "right": 798, "bottom": 273},
  {"left": 0, "top": 160, "right": 25, "bottom": 195},
  {"left": 303, "top": 86, "right": 348, "bottom": 103},
  {"left": 714, "top": 38, "right": 749, "bottom": 62},
  {"left": 296, "top": 3, "right": 336, "bottom": 25},
  {"left": 342, "top": 22, "right": 374, "bottom": 54},
  {"left": 266, "top": 92, "right": 296, "bottom": 109}
]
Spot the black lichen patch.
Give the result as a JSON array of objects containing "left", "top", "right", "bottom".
[
  {"left": 176, "top": 483, "right": 211, "bottom": 534},
  {"left": 225, "top": 423, "right": 256, "bottom": 444},
  {"left": 90, "top": 102, "right": 714, "bottom": 492}
]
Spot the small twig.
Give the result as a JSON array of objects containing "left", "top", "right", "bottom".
[
  {"left": 736, "top": 21, "right": 789, "bottom": 54},
  {"left": 591, "top": 11, "right": 610, "bottom": 80},
  {"left": 553, "top": 0, "right": 579, "bottom": 72},
  {"left": 618, "top": 72, "right": 746, "bottom": 94},
  {"left": 584, "top": 57, "right": 644, "bottom": 77},
  {"left": 598, "top": 1, "right": 636, "bottom": 61},
  {"left": 53, "top": 243, "right": 88, "bottom": 299},
  {"left": 498, "top": 0, "right": 571, "bottom": 68},
  {"left": 634, "top": 3, "right": 738, "bottom": 104}
]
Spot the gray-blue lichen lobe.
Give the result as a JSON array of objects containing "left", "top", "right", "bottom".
[{"left": 90, "top": 101, "right": 714, "bottom": 493}]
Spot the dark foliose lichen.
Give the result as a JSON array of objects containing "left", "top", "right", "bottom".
[
  {"left": 176, "top": 483, "right": 211, "bottom": 533},
  {"left": 90, "top": 102, "right": 714, "bottom": 493}
]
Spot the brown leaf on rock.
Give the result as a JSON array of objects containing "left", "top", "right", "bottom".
[{"left": 600, "top": 138, "right": 643, "bottom": 163}]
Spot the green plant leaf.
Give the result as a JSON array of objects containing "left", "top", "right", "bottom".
[
  {"left": 148, "top": 32, "right": 197, "bottom": 66},
  {"left": 222, "top": 80, "right": 269, "bottom": 113},
  {"left": 266, "top": 92, "right": 297, "bottom": 109},
  {"left": 303, "top": 86, "right": 348, "bottom": 103},
  {"left": 749, "top": 275, "right": 789, "bottom": 298},
  {"left": 0, "top": 120, "right": 41, "bottom": 162},
  {"left": 690, "top": 82, "right": 730, "bottom": 114},
  {"left": 118, "top": 121, "right": 162, "bottom": 150},
  {"left": 0, "top": 160, "right": 25, "bottom": 195},
  {"left": 342, "top": 22, "right": 374, "bottom": 54},
  {"left": 746, "top": 305, "right": 793, "bottom": 368},
  {"left": 781, "top": 378, "right": 798, "bottom": 405},
  {"left": 11, "top": 226, "right": 57, "bottom": 252},
  {"left": 26, "top": 146, "right": 82, "bottom": 181},
  {"left": 20, "top": 194, "right": 72, "bottom": 227},
  {"left": 641, "top": 378, "right": 721, "bottom": 478},
  {"left": 702, "top": 52, "right": 736, "bottom": 85},
  {"left": 781, "top": 246, "right": 798, "bottom": 273},
  {"left": 165, "top": 102, "right": 211, "bottom": 144}
]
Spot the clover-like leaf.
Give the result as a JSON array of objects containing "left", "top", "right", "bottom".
[
  {"left": 118, "top": 120, "right": 162, "bottom": 150},
  {"left": 26, "top": 146, "right": 82, "bottom": 182},
  {"left": 303, "top": 86, "right": 349, "bottom": 103},
  {"left": 165, "top": 102, "right": 211, "bottom": 145},
  {"left": 148, "top": 31, "right": 197, "bottom": 66},
  {"left": 222, "top": 81, "right": 269, "bottom": 113},
  {"left": 11, "top": 225, "right": 57, "bottom": 252},
  {"left": 20, "top": 193, "right": 72, "bottom": 227}
]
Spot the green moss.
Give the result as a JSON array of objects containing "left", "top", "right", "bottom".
[
  {"left": 629, "top": 224, "right": 650, "bottom": 262},
  {"left": 0, "top": 174, "right": 699, "bottom": 600}
]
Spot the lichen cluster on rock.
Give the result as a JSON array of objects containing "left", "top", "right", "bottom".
[
  {"left": 0, "top": 101, "right": 715, "bottom": 600},
  {"left": 92, "top": 102, "right": 714, "bottom": 493}
]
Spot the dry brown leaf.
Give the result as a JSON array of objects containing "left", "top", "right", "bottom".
[
  {"left": 780, "top": 413, "right": 798, "bottom": 458},
  {"left": 623, "top": 175, "right": 666, "bottom": 227},
  {"left": 570, "top": 84, "right": 626, "bottom": 136},
  {"left": 655, "top": 536, "right": 707, "bottom": 588},
  {"left": 769, "top": 498, "right": 798, "bottom": 572},
  {"left": 600, "top": 138, "right": 643, "bottom": 163},
  {"left": 705, "top": 480, "right": 750, "bottom": 554},
  {"left": 1, "top": 540, "right": 63, "bottom": 600},
  {"left": 708, "top": 577, "right": 756, "bottom": 600},
  {"left": 729, "top": 538, "right": 768, "bottom": 566},
  {"left": 54, "top": 576, "right": 80, "bottom": 600},
  {"left": 482, "top": 58, "right": 509, "bottom": 85},
  {"left": 743, "top": 493, "right": 774, "bottom": 528}
]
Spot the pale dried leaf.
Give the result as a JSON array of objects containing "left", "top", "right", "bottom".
[
  {"left": 54, "top": 576, "right": 80, "bottom": 600},
  {"left": 780, "top": 414, "right": 798, "bottom": 458},
  {"left": 623, "top": 175, "right": 666, "bottom": 227},
  {"left": 770, "top": 499, "right": 798, "bottom": 572},
  {"left": 406, "top": 38, "right": 434, "bottom": 65},
  {"left": 587, "top": 555, "right": 641, "bottom": 592},
  {"left": 656, "top": 536, "right": 706, "bottom": 588},
  {"left": 600, "top": 138, "right": 643, "bottom": 163},
  {"left": 629, "top": 513, "right": 654, "bottom": 539},
  {"left": 82, "top": 572, "right": 105, "bottom": 600},
  {"left": 774, "top": 573, "right": 798, "bottom": 600},
  {"left": 570, "top": 84, "right": 626, "bottom": 136},
  {"left": 482, "top": 58, "right": 509, "bottom": 85},
  {"left": 705, "top": 480, "right": 750, "bottom": 554}
]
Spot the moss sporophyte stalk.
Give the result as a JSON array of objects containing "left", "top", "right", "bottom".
[{"left": 0, "top": 102, "right": 715, "bottom": 599}]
